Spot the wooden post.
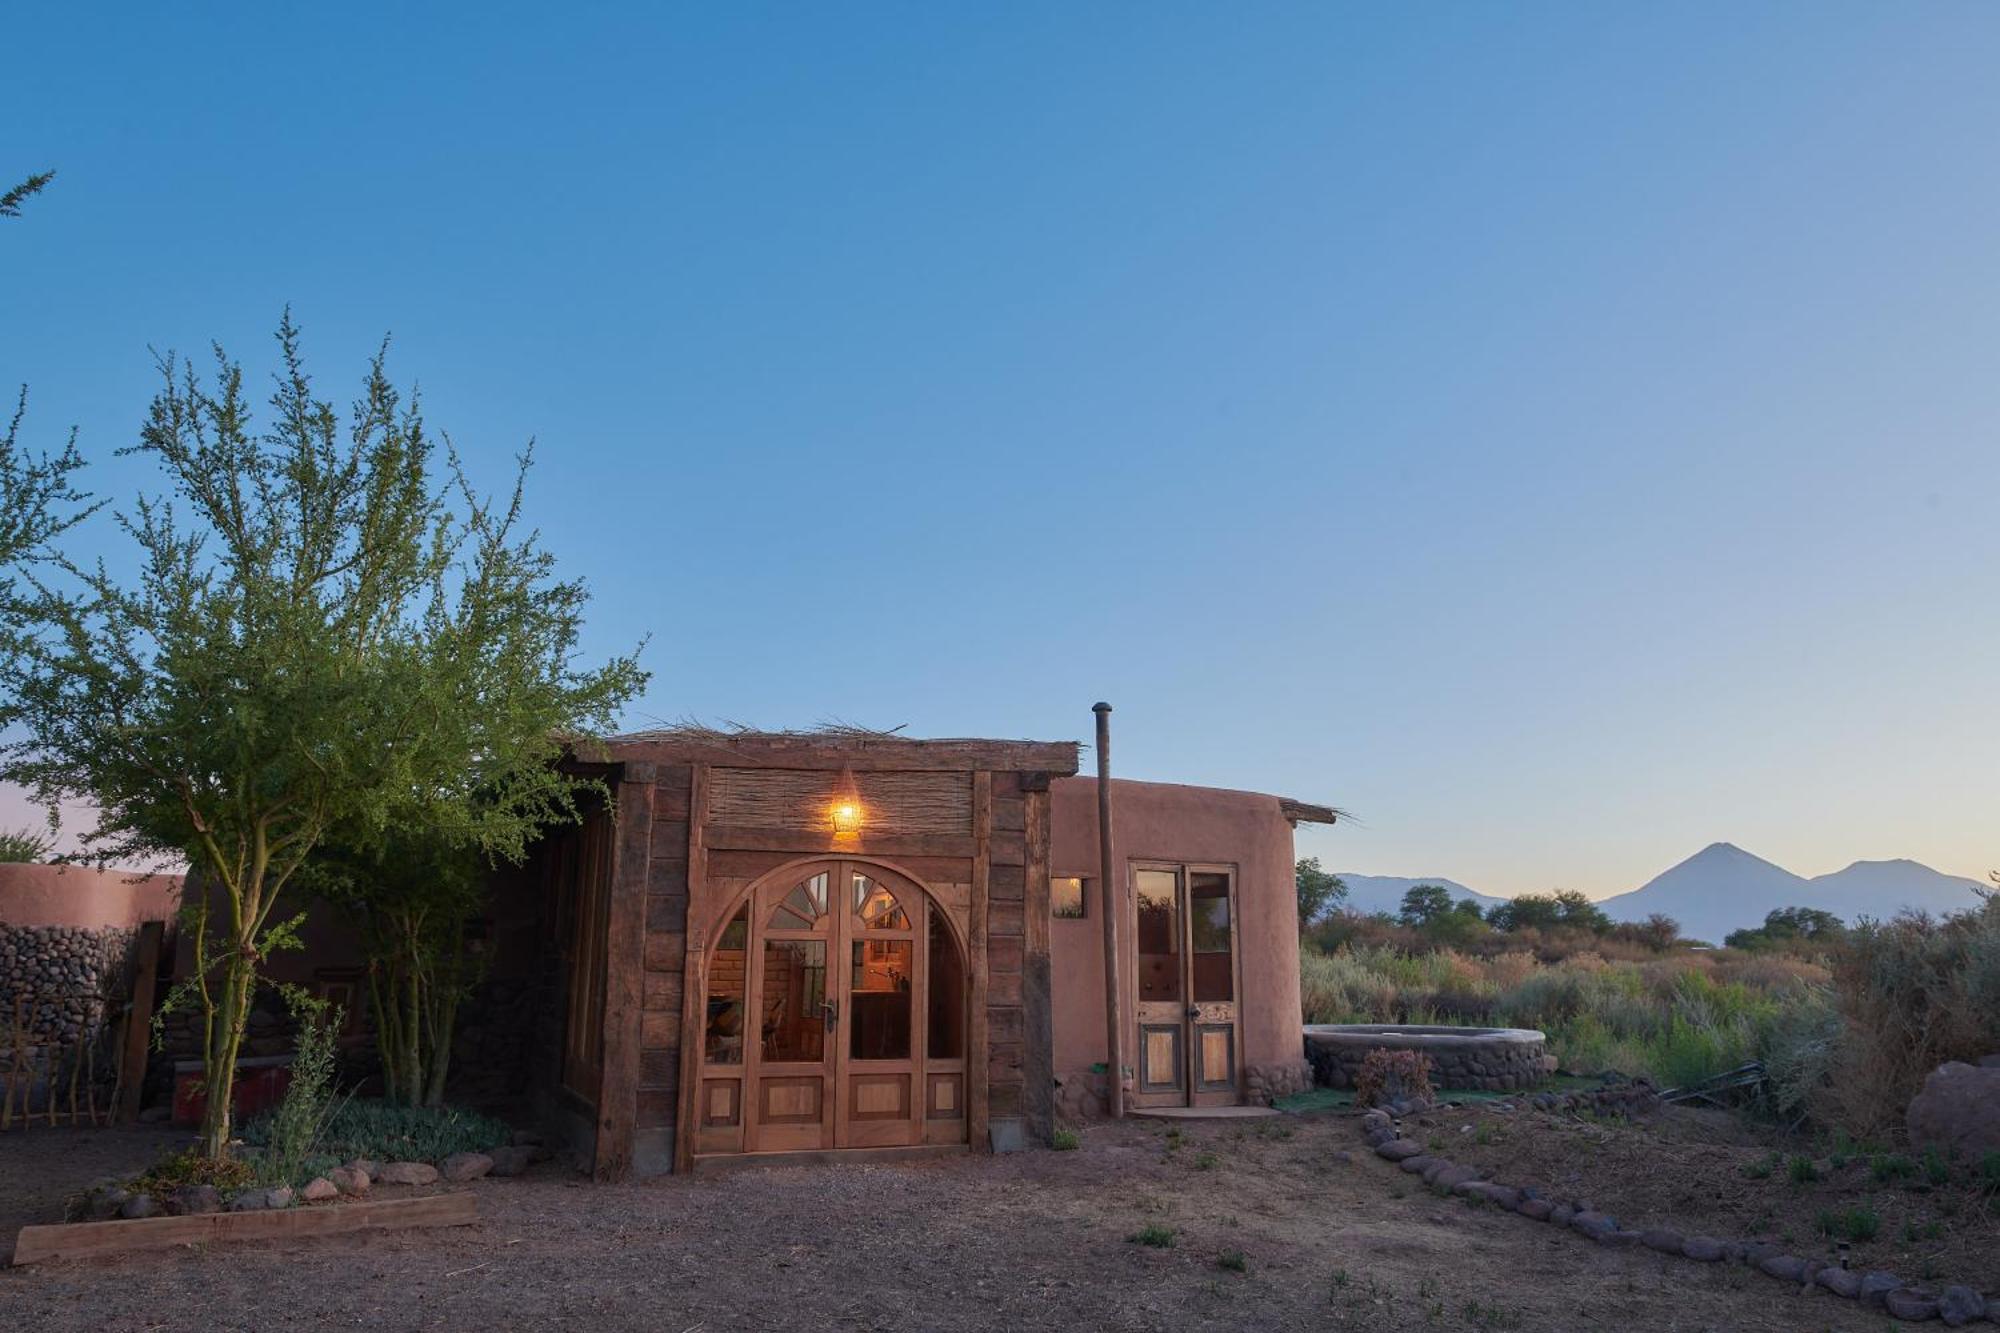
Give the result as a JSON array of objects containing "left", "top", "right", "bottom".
[
  {"left": 1092, "top": 703, "right": 1124, "bottom": 1120},
  {"left": 594, "top": 763, "right": 656, "bottom": 1182},
  {"left": 967, "top": 771, "right": 992, "bottom": 1152},
  {"left": 117, "top": 921, "right": 164, "bottom": 1125},
  {"left": 672, "top": 763, "right": 710, "bottom": 1176}
]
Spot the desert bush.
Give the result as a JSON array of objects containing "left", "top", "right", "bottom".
[
  {"left": 1820, "top": 896, "right": 2000, "bottom": 1134},
  {"left": 1354, "top": 1048, "right": 1434, "bottom": 1108},
  {"left": 250, "top": 989, "right": 346, "bottom": 1187}
]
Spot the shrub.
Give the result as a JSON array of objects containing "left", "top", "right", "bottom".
[
  {"left": 0, "top": 826, "right": 53, "bottom": 863},
  {"left": 1354, "top": 1048, "right": 1434, "bottom": 1109},
  {"left": 131, "top": 1147, "right": 255, "bottom": 1197},
  {"left": 1128, "top": 1224, "right": 1176, "bottom": 1248},
  {"left": 1815, "top": 1205, "right": 1880, "bottom": 1242},
  {"left": 251, "top": 989, "right": 345, "bottom": 1187},
  {"left": 1052, "top": 1128, "right": 1080, "bottom": 1151},
  {"left": 1217, "top": 1249, "right": 1248, "bottom": 1272},
  {"left": 247, "top": 1097, "right": 509, "bottom": 1165},
  {"left": 1787, "top": 1154, "right": 1819, "bottom": 1185}
]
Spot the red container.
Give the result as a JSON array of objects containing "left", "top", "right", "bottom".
[{"left": 172, "top": 1056, "right": 293, "bottom": 1128}]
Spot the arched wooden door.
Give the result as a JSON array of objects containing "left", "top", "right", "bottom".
[{"left": 692, "top": 859, "right": 969, "bottom": 1158}]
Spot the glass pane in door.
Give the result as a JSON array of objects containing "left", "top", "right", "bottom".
[
  {"left": 705, "top": 905, "right": 750, "bottom": 1063},
  {"left": 1189, "top": 873, "right": 1233, "bottom": 1002},
  {"left": 1135, "top": 869, "right": 1182, "bottom": 1002},
  {"left": 761, "top": 939, "right": 826, "bottom": 1061},
  {"left": 926, "top": 909, "right": 964, "bottom": 1059},
  {"left": 849, "top": 940, "right": 912, "bottom": 1059}
]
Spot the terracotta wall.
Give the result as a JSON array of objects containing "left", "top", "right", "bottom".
[
  {"left": 1048, "top": 777, "right": 1305, "bottom": 1082},
  {"left": 0, "top": 862, "right": 183, "bottom": 929}
]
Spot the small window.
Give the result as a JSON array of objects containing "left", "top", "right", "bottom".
[{"left": 1052, "top": 876, "right": 1088, "bottom": 920}]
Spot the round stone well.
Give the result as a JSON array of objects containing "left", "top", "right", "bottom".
[{"left": 1304, "top": 1023, "right": 1548, "bottom": 1093}]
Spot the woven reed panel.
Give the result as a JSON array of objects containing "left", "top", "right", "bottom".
[{"left": 709, "top": 768, "right": 973, "bottom": 835}]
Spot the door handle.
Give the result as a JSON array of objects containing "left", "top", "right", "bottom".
[
  {"left": 822, "top": 999, "right": 839, "bottom": 1032},
  {"left": 1186, "top": 1006, "right": 1200, "bottom": 1021}
]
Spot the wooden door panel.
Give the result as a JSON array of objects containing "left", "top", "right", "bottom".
[{"left": 1138, "top": 1022, "right": 1184, "bottom": 1095}]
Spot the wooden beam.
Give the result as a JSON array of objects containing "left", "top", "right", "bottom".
[
  {"left": 967, "top": 771, "right": 991, "bottom": 1153},
  {"left": 673, "top": 763, "right": 710, "bottom": 1177},
  {"left": 1093, "top": 704, "right": 1124, "bottom": 1120},
  {"left": 116, "top": 920, "right": 164, "bottom": 1125},
  {"left": 705, "top": 826, "right": 979, "bottom": 859},
  {"left": 1278, "top": 797, "right": 1340, "bottom": 826},
  {"left": 1021, "top": 785, "right": 1053, "bottom": 1142},
  {"left": 595, "top": 733, "right": 1080, "bottom": 775},
  {"left": 10, "top": 1192, "right": 477, "bottom": 1266},
  {"left": 593, "top": 762, "right": 656, "bottom": 1182}
]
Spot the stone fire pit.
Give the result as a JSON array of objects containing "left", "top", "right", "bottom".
[{"left": 1305, "top": 1024, "right": 1548, "bottom": 1092}]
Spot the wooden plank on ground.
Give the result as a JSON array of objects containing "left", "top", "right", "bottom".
[{"left": 10, "top": 1192, "right": 478, "bottom": 1266}]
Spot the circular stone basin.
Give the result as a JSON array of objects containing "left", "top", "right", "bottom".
[{"left": 1303, "top": 1023, "right": 1549, "bottom": 1093}]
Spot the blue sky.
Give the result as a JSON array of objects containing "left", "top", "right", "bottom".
[{"left": 5, "top": 5, "right": 1999, "bottom": 896}]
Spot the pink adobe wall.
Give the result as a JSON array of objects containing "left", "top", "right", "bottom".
[
  {"left": 1048, "top": 776, "right": 1306, "bottom": 1082},
  {"left": 0, "top": 861, "right": 184, "bottom": 929}
]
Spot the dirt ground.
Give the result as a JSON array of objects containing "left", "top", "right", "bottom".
[
  {"left": 1425, "top": 1099, "right": 1999, "bottom": 1299},
  {"left": 0, "top": 1112, "right": 1900, "bottom": 1331}
]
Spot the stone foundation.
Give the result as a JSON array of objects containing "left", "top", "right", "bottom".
[
  {"left": 1305, "top": 1024, "right": 1547, "bottom": 1093},
  {"left": 1246, "top": 1060, "right": 1313, "bottom": 1105}
]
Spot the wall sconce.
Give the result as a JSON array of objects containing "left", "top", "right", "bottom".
[{"left": 830, "top": 800, "right": 863, "bottom": 834}]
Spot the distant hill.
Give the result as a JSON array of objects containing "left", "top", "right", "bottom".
[
  {"left": 1332, "top": 873, "right": 1509, "bottom": 919},
  {"left": 1338, "top": 844, "right": 1990, "bottom": 943},
  {"left": 1595, "top": 843, "right": 1811, "bottom": 944}
]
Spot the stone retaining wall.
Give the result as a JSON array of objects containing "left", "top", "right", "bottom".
[
  {"left": 0, "top": 923, "right": 138, "bottom": 1044},
  {"left": 1305, "top": 1024, "right": 1548, "bottom": 1093}
]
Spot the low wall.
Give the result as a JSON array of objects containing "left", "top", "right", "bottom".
[
  {"left": 1306, "top": 1024, "right": 1548, "bottom": 1093},
  {"left": 0, "top": 864, "right": 183, "bottom": 1045}
]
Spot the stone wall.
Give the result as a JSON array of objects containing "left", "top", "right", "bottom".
[
  {"left": 0, "top": 923, "right": 137, "bottom": 1045},
  {"left": 1306, "top": 1025, "right": 1548, "bottom": 1093},
  {"left": 1246, "top": 1059, "right": 1313, "bottom": 1105}
]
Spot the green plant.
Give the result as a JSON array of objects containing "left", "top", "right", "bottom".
[
  {"left": 248, "top": 1097, "right": 508, "bottom": 1165},
  {"left": 1786, "top": 1154, "right": 1819, "bottom": 1185},
  {"left": 1194, "top": 1151, "right": 1220, "bottom": 1171},
  {"left": 1815, "top": 1205, "right": 1879, "bottom": 1242},
  {"left": 249, "top": 988, "right": 345, "bottom": 1186},
  {"left": 0, "top": 317, "right": 646, "bottom": 1161},
  {"left": 0, "top": 826, "right": 53, "bottom": 862},
  {"left": 1922, "top": 1147, "right": 1951, "bottom": 1187},
  {"left": 1051, "top": 1128, "right": 1079, "bottom": 1151},
  {"left": 1871, "top": 1153, "right": 1918, "bottom": 1184},
  {"left": 1979, "top": 1151, "right": 2000, "bottom": 1191},
  {"left": 1743, "top": 1153, "right": 1779, "bottom": 1181},
  {"left": 1216, "top": 1249, "right": 1247, "bottom": 1273},
  {"left": 1127, "top": 1224, "right": 1176, "bottom": 1248},
  {"left": 131, "top": 1147, "right": 254, "bottom": 1197}
]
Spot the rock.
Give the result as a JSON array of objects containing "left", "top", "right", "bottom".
[
  {"left": 328, "top": 1166, "right": 370, "bottom": 1196},
  {"left": 510, "top": 1129, "right": 544, "bottom": 1147},
  {"left": 1375, "top": 1139, "right": 1422, "bottom": 1162},
  {"left": 138, "top": 1105, "right": 173, "bottom": 1124},
  {"left": 1397, "top": 1155, "right": 1433, "bottom": 1174},
  {"left": 1570, "top": 1210, "right": 1617, "bottom": 1241},
  {"left": 1639, "top": 1228, "right": 1684, "bottom": 1255},
  {"left": 1435, "top": 1165, "right": 1483, "bottom": 1190},
  {"left": 84, "top": 1186, "right": 130, "bottom": 1221},
  {"left": 1905, "top": 1061, "right": 2000, "bottom": 1159},
  {"left": 348, "top": 1157, "right": 383, "bottom": 1179},
  {"left": 376, "top": 1161, "right": 440, "bottom": 1186},
  {"left": 1815, "top": 1267, "right": 1862, "bottom": 1299},
  {"left": 1859, "top": 1273, "right": 1904, "bottom": 1309},
  {"left": 165, "top": 1184, "right": 221, "bottom": 1216},
  {"left": 1938, "top": 1286, "right": 1986, "bottom": 1326},
  {"left": 440, "top": 1152, "right": 493, "bottom": 1182},
  {"left": 301, "top": 1177, "right": 339, "bottom": 1203},
  {"left": 1756, "top": 1254, "right": 1810, "bottom": 1283},
  {"left": 1885, "top": 1288, "right": 1941, "bottom": 1321},
  {"left": 120, "top": 1193, "right": 158, "bottom": 1220},
  {"left": 265, "top": 1186, "right": 293, "bottom": 1209},
  {"left": 229, "top": 1191, "right": 268, "bottom": 1212},
  {"left": 1517, "top": 1199, "right": 1554, "bottom": 1221},
  {"left": 1471, "top": 1183, "right": 1520, "bottom": 1210},
  {"left": 1680, "top": 1235, "right": 1726, "bottom": 1262},
  {"left": 1599, "top": 1230, "right": 1642, "bottom": 1248},
  {"left": 486, "top": 1145, "right": 533, "bottom": 1178},
  {"left": 1549, "top": 1203, "right": 1575, "bottom": 1227}
]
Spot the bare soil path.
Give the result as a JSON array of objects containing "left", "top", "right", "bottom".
[{"left": 1, "top": 1113, "right": 1891, "bottom": 1331}]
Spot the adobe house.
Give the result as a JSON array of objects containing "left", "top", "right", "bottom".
[{"left": 534, "top": 727, "right": 1334, "bottom": 1178}]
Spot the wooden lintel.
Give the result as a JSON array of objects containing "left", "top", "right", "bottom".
[
  {"left": 705, "top": 826, "right": 979, "bottom": 859},
  {"left": 593, "top": 733, "right": 1080, "bottom": 776}
]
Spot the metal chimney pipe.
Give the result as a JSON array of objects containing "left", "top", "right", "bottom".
[{"left": 1093, "top": 702, "right": 1125, "bottom": 1119}]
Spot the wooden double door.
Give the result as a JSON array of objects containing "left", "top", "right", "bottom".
[
  {"left": 1131, "top": 863, "right": 1243, "bottom": 1108},
  {"left": 693, "top": 859, "right": 968, "bottom": 1157}
]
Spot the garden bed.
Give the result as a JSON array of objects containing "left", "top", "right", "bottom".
[{"left": 11, "top": 1193, "right": 475, "bottom": 1266}]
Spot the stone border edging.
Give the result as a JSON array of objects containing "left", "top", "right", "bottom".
[
  {"left": 1355, "top": 1106, "right": 1994, "bottom": 1326},
  {"left": 1306, "top": 1024, "right": 1549, "bottom": 1093}
]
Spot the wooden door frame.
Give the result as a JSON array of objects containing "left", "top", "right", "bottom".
[
  {"left": 1123, "top": 859, "right": 1245, "bottom": 1109},
  {"left": 683, "top": 854, "right": 972, "bottom": 1165}
]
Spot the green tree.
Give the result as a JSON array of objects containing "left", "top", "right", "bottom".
[
  {"left": 1399, "top": 883, "right": 1456, "bottom": 927},
  {"left": 1295, "top": 857, "right": 1346, "bottom": 928},
  {"left": 1725, "top": 906, "right": 1845, "bottom": 951},
  {"left": 1, "top": 170, "right": 55, "bottom": 220},
  {"left": 1488, "top": 889, "right": 1610, "bottom": 934},
  {"left": 0, "top": 318, "right": 645, "bottom": 1158}
]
